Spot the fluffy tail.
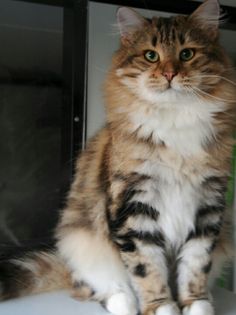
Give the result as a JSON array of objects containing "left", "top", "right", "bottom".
[{"left": 0, "top": 247, "right": 72, "bottom": 300}]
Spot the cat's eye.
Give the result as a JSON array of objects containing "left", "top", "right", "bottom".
[
  {"left": 179, "top": 48, "right": 195, "bottom": 61},
  {"left": 144, "top": 50, "right": 159, "bottom": 63}
]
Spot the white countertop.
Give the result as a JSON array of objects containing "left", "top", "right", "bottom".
[{"left": 0, "top": 287, "right": 235, "bottom": 315}]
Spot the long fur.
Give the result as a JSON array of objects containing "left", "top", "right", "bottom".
[{"left": 1, "top": 1, "right": 235, "bottom": 315}]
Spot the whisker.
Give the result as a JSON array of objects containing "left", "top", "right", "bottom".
[
  {"left": 189, "top": 74, "right": 236, "bottom": 87},
  {"left": 191, "top": 86, "right": 235, "bottom": 103},
  {"left": 183, "top": 86, "right": 204, "bottom": 105},
  {"left": 222, "top": 66, "right": 236, "bottom": 71},
  {"left": 149, "top": 84, "right": 167, "bottom": 89}
]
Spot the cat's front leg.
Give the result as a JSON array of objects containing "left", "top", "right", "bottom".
[
  {"left": 111, "top": 211, "right": 180, "bottom": 315},
  {"left": 177, "top": 237, "right": 215, "bottom": 315},
  {"left": 177, "top": 175, "right": 227, "bottom": 315},
  {"left": 114, "top": 229, "right": 180, "bottom": 315}
]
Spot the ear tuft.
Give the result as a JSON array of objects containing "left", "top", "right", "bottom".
[
  {"left": 190, "top": 0, "right": 220, "bottom": 37},
  {"left": 116, "top": 7, "right": 146, "bottom": 43}
]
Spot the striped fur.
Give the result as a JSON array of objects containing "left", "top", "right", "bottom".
[{"left": 1, "top": 2, "right": 235, "bottom": 315}]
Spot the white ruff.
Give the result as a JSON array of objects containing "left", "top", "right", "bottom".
[
  {"left": 129, "top": 90, "right": 225, "bottom": 156},
  {"left": 120, "top": 72, "right": 226, "bottom": 156}
]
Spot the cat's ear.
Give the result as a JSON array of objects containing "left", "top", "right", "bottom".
[
  {"left": 116, "top": 7, "right": 147, "bottom": 45},
  {"left": 190, "top": 0, "right": 220, "bottom": 38}
]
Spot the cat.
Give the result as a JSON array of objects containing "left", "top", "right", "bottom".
[{"left": 0, "top": 1, "right": 236, "bottom": 315}]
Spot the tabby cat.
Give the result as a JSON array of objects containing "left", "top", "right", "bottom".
[{"left": 1, "top": 1, "right": 236, "bottom": 315}]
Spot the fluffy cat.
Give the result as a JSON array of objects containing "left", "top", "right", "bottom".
[{"left": 1, "top": 1, "right": 236, "bottom": 315}]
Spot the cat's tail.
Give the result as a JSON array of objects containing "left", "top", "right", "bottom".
[{"left": 0, "top": 248, "right": 72, "bottom": 300}]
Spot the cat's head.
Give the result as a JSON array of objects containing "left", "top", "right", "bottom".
[{"left": 112, "top": 0, "right": 230, "bottom": 104}]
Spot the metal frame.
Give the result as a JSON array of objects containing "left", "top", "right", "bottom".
[
  {"left": 61, "top": 0, "right": 88, "bottom": 195},
  {"left": 15, "top": 0, "right": 88, "bottom": 197},
  {"left": 1, "top": 0, "right": 88, "bottom": 208}
]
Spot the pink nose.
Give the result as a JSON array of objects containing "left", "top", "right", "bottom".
[{"left": 163, "top": 71, "right": 177, "bottom": 82}]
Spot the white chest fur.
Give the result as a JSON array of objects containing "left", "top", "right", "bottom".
[
  {"left": 128, "top": 93, "right": 225, "bottom": 156},
  {"left": 133, "top": 163, "right": 200, "bottom": 248},
  {"left": 157, "top": 179, "right": 199, "bottom": 247}
]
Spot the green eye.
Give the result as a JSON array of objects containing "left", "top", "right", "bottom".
[
  {"left": 180, "top": 48, "right": 195, "bottom": 61},
  {"left": 144, "top": 50, "right": 159, "bottom": 63}
]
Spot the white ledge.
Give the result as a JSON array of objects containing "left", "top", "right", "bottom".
[{"left": 0, "top": 287, "right": 235, "bottom": 315}]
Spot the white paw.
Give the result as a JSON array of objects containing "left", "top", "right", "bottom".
[
  {"left": 155, "top": 302, "right": 180, "bottom": 315},
  {"left": 183, "top": 300, "right": 214, "bottom": 315},
  {"left": 106, "top": 292, "right": 137, "bottom": 315}
]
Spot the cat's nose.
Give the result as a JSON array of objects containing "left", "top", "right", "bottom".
[{"left": 162, "top": 71, "right": 177, "bottom": 82}]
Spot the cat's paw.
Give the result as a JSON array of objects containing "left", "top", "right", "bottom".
[
  {"left": 183, "top": 300, "right": 214, "bottom": 315},
  {"left": 155, "top": 302, "right": 180, "bottom": 315},
  {"left": 106, "top": 292, "right": 138, "bottom": 315}
]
